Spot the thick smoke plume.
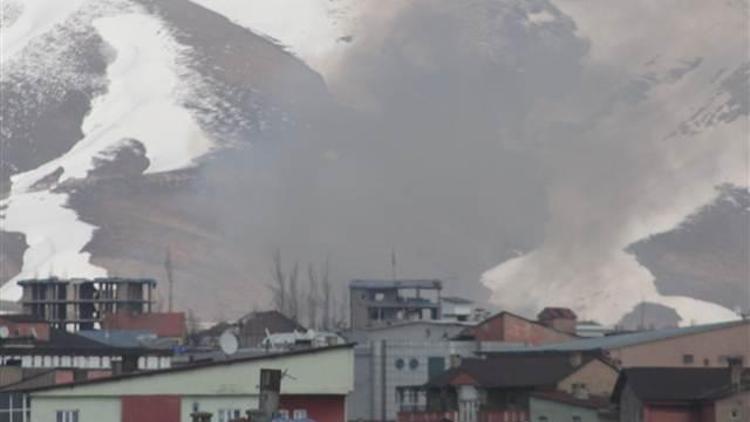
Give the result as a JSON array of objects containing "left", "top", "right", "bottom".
[{"left": 232, "top": 0, "right": 748, "bottom": 324}]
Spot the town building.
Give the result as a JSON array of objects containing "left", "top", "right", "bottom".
[
  {"left": 440, "top": 297, "right": 474, "bottom": 322},
  {"left": 344, "top": 319, "right": 478, "bottom": 421},
  {"left": 530, "top": 391, "right": 615, "bottom": 422},
  {"left": 575, "top": 321, "right": 618, "bottom": 338},
  {"left": 192, "top": 310, "right": 305, "bottom": 349},
  {"left": 101, "top": 312, "right": 186, "bottom": 342},
  {"left": 489, "top": 319, "right": 750, "bottom": 368},
  {"left": 236, "top": 310, "right": 305, "bottom": 348},
  {"left": 4, "top": 344, "right": 354, "bottom": 422},
  {"left": 397, "top": 353, "right": 619, "bottom": 422},
  {"left": 612, "top": 363, "right": 749, "bottom": 422},
  {"left": 19, "top": 277, "right": 156, "bottom": 331},
  {"left": 349, "top": 279, "right": 443, "bottom": 330},
  {"left": 346, "top": 305, "right": 582, "bottom": 421},
  {"left": 0, "top": 314, "right": 173, "bottom": 392},
  {"left": 455, "top": 309, "right": 578, "bottom": 345}
]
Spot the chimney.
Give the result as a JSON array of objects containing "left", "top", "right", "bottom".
[{"left": 537, "top": 307, "right": 578, "bottom": 335}]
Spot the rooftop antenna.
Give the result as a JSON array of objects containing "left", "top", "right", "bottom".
[
  {"left": 164, "top": 247, "right": 174, "bottom": 313},
  {"left": 390, "top": 247, "right": 397, "bottom": 281}
]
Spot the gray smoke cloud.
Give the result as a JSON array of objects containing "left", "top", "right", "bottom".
[{"left": 192, "top": 0, "right": 747, "bottom": 322}]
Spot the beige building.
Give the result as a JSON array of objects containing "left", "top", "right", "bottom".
[
  {"left": 494, "top": 319, "right": 750, "bottom": 368},
  {"left": 12, "top": 344, "right": 354, "bottom": 422}
]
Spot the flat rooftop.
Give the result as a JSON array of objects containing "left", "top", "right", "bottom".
[
  {"left": 18, "top": 277, "right": 157, "bottom": 286},
  {"left": 350, "top": 279, "right": 442, "bottom": 290}
]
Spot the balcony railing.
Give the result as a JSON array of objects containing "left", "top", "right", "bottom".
[
  {"left": 398, "top": 411, "right": 459, "bottom": 422},
  {"left": 398, "top": 410, "right": 529, "bottom": 422}
]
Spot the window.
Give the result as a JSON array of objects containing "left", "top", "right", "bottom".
[
  {"left": 428, "top": 357, "right": 446, "bottom": 378},
  {"left": 55, "top": 410, "right": 79, "bottom": 422},
  {"left": 0, "top": 393, "right": 28, "bottom": 422},
  {"left": 277, "top": 409, "right": 290, "bottom": 420},
  {"left": 683, "top": 354, "right": 694, "bottom": 364},
  {"left": 293, "top": 409, "right": 308, "bottom": 419},
  {"left": 538, "top": 417, "right": 549, "bottom": 422},
  {"left": 218, "top": 408, "right": 242, "bottom": 422},
  {"left": 409, "top": 358, "right": 419, "bottom": 370},
  {"left": 395, "top": 358, "right": 405, "bottom": 370},
  {"left": 572, "top": 417, "right": 582, "bottom": 422}
]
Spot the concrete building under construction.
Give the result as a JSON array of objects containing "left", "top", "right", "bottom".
[
  {"left": 18, "top": 277, "right": 156, "bottom": 331},
  {"left": 349, "top": 279, "right": 443, "bottom": 330}
]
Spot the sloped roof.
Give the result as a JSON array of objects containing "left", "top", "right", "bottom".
[
  {"left": 0, "top": 329, "right": 172, "bottom": 356},
  {"left": 425, "top": 354, "right": 601, "bottom": 389},
  {"left": 237, "top": 311, "right": 305, "bottom": 336},
  {"left": 488, "top": 319, "right": 748, "bottom": 352},
  {"left": 17, "top": 343, "right": 355, "bottom": 393},
  {"left": 613, "top": 367, "right": 747, "bottom": 402}
]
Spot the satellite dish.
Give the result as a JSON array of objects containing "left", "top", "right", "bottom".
[
  {"left": 0, "top": 326, "right": 9, "bottom": 339},
  {"left": 219, "top": 330, "right": 239, "bottom": 356}
]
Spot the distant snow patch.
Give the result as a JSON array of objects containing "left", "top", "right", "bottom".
[
  {"left": 1, "top": 11, "right": 213, "bottom": 300},
  {"left": 187, "top": 0, "right": 360, "bottom": 75},
  {"left": 0, "top": 0, "right": 88, "bottom": 64},
  {"left": 11, "top": 13, "right": 213, "bottom": 192}
]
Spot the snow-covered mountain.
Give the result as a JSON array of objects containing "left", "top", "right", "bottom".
[{"left": 1, "top": 0, "right": 747, "bottom": 323}]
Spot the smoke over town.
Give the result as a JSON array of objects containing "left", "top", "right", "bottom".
[
  {"left": 195, "top": 0, "right": 748, "bottom": 323},
  {"left": 1, "top": 0, "right": 747, "bottom": 324}
]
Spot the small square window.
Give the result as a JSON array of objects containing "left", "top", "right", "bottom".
[
  {"left": 293, "top": 409, "right": 308, "bottom": 419},
  {"left": 683, "top": 354, "right": 694, "bottom": 364}
]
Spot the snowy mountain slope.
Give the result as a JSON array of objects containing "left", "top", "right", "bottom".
[
  {"left": 0, "top": 0, "right": 747, "bottom": 322},
  {"left": 629, "top": 186, "right": 750, "bottom": 316},
  {"left": 480, "top": 0, "right": 748, "bottom": 325},
  {"left": 0, "top": 0, "right": 330, "bottom": 309},
  {"left": 187, "top": 0, "right": 362, "bottom": 76}
]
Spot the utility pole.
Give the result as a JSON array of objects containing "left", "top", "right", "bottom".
[{"left": 165, "top": 248, "right": 174, "bottom": 313}]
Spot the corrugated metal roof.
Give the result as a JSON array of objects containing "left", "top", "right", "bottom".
[
  {"left": 486, "top": 319, "right": 748, "bottom": 352},
  {"left": 614, "top": 367, "right": 746, "bottom": 401}
]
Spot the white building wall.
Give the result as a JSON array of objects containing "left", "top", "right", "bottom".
[
  {"left": 32, "top": 397, "right": 120, "bottom": 422},
  {"left": 182, "top": 395, "right": 258, "bottom": 422},
  {"left": 34, "top": 347, "right": 353, "bottom": 398},
  {"left": 366, "top": 340, "right": 478, "bottom": 421}
]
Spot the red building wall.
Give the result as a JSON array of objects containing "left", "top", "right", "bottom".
[
  {"left": 0, "top": 319, "right": 50, "bottom": 341},
  {"left": 122, "top": 395, "right": 181, "bottom": 422},
  {"left": 279, "top": 395, "right": 346, "bottom": 422},
  {"left": 466, "top": 313, "right": 573, "bottom": 345},
  {"left": 644, "top": 404, "right": 715, "bottom": 422}
]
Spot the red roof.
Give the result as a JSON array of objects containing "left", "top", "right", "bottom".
[{"left": 102, "top": 312, "right": 186, "bottom": 338}]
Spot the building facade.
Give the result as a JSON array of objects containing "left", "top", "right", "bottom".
[
  {"left": 19, "top": 345, "right": 354, "bottom": 422},
  {"left": 19, "top": 277, "right": 156, "bottom": 331},
  {"left": 349, "top": 280, "right": 442, "bottom": 330}
]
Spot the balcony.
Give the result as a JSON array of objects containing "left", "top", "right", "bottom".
[{"left": 398, "top": 410, "right": 529, "bottom": 422}]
